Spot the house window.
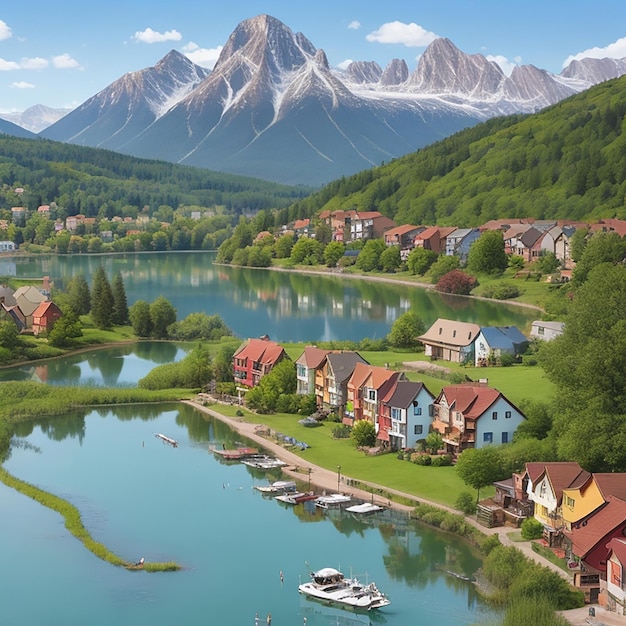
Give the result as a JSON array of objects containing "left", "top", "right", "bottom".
[
  {"left": 414, "top": 406, "right": 422, "bottom": 416},
  {"left": 492, "top": 411, "right": 498, "bottom": 420},
  {"left": 501, "top": 432, "right": 508, "bottom": 444},
  {"left": 414, "top": 425, "right": 423, "bottom": 435},
  {"left": 505, "top": 411, "right": 511, "bottom": 419},
  {"left": 483, "top": 432, "right": 493, "bottom": 443},
  {"left": 538, "top": 326, "right": 545, "bottom": 335},
  {"left": 452, "top": 330, "right": 456, "bottom": 338},
  {"left": 391, "top": 408, "right": 401, "bottom": 421},
  {"left": 368, "top": 389, "right": 376, "bottom": 401},
  {"left": 565, "top": 496, "right": 575, "bottom": 508},
  {"left": 438, "top": 327, "right": 442, "bottom": 335}
]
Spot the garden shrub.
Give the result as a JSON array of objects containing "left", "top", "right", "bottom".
[
  {"left": 431, "top": 454, "right": 453, "bottom": 466},
  {"left": 482, "top": 282, "right": 522, "bottom": 300},
  {"left": 521, "top": 516, "right": 544, "bottom": 540},
  {"left": 480, "top": 533, "right": 502, "bottom": 555},
  {"left": 435, "top": 269, "right": 478, "bottom": 295},
  {"left": 455, "top": 491, "right": 477, "bottom": 515},
  {"left": 332, "top": 424, "right": 351, "bottom": 439},
  {"left": 412, "top": 453, "right": 432, "bottom": 466}
]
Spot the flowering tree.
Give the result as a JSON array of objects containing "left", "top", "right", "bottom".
[{"left": 435, "top": 270, "right": 477, "bottom": 295}]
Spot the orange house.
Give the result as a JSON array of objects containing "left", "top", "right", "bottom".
[{"left": 32, "top": 301, "right": 62, "bottom": 336}]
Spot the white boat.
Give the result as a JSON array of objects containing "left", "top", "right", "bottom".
[
  {"left": 298, "top": 567, "right": 391, "bottom": 611},
  {"left": 254, "top": 480, "right": 297, "bottom": 495},
  {"left": 275, "top": 491, "right": 318, "bottom": 505},
  {"left": 154, "top": 433, "right": 178, "bottom": 447},
  {"left": 241, "top": 454, "right": 287, "bottom": 469},
  {"left": 315, "top": 493, "right": 353, "bottom": 509},
  {"left": 345, "top": 503, "right": 384, "bottom": 517}
]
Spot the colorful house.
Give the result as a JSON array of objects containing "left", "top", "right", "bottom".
[
  {"left": 13, "top": 285, "right": 47, "bottom": 328},
  {"left": 295, "top": 346, "right": 331, "bottom": 395},
  {"left": 232, "top": 336, "right": 287, "bottom": 388},
  {"left": 31, "top": 301, "right": 62, "bottom": 336},
  {"left": 431, "top": 383, "right": 526, "bottom": 453},
  {"left": 604, "top": 537, "right": 626, "bottom": 615},
  {"left": 314, "top": 351, "right": 368, "bottom": 415},
  {"left": 379, "top": 380, "right": 434, "bottom": 450},
  {"left": 474, "top": 326, "right": 529, "bottom": 366},
  {"left": 418, "top": 318, "right": 481, "bottom": 364}
]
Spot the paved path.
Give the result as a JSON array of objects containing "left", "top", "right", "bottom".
[{"left": 185, "top": 399, "right": 624, "bottom": 625}]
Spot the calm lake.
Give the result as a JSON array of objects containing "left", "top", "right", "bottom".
[
  {"left": 3, "top": 403, "right": 495, "bottom": 626},
  {"left": 1, "top": 252, "right": 515, "bottom": 624},
  {"left": 6, "top": 251, "right": 537, "bottom": 342}
]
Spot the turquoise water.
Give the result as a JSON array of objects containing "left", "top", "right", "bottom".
[{"left": 3, "top": 404, "right": 494, "bottom": 626}]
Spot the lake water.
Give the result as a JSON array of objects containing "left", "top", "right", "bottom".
[
  {"left": 7, "top": 251, "right": 537, "bottom": 342},
  {"left": 3, "top": 404, "right": 494, "bottom": 626}
]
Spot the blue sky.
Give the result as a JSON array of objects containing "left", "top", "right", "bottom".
[{"left": 2, "top": 0, "right": 626, "bottom": 113}]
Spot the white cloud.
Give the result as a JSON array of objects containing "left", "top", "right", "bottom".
[
  {"left": 10, "top": 81, "right": 34, "bottom": 89},
  {"left": 366, "top": 21, "right": 438, "bottom": 47},
  {"left": 20, "top": 57, "right": 48, "bottom": 70},
  {"left": 52, "top": 53, "right": 81, "bottom": 69},
  {"left": 0, "top": 57, "right": 19, "bottom": 70},
  {"left": 563, "top": 36, "right": 626, "bottom": 68},
  {"left": 486, "top": 54, "right": 517, "bottom": 77},
  {"left": 182, "top": 42, "right": 223, "bottom": 69},
  {"left": 337, "top": 59, "right": 353, "bottom": 70},
  {"left": 133, "top": 27, "right": 182, "bottom": 44},
  {"left": 348, "top": 21, "right": 361, "bottom": 30},
  {"left": 0, "top": 20, "right": 11, "bottom": 40}
]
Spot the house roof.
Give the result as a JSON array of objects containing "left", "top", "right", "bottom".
[
  {"left": 594, "top": 473, "right": 626, "bottom": 501},
  {"left": 32, "top": 300, "right": 60, "bottom": 318},
  {"left": 502, "top": 224, "right": 533, "bottom": 239},
  {"left": 366, "top": 365, "right": 400, "bottom": 390},
  {"left": 535, "top": 463, "right": 587, "bottom": 502},
  {"left": 13, "top": 285, "right": 47, "bottom": 316},
  {"left": 233, "top": 337, "right": 285, "bottom": 366},
  {"left": 438, "top": 385, "right": 502, "bottom": 421},
  {"left": 479, "top": 326, "right": 529, "bottom": 350},
  {"left": 0, "top": 285, "right": 16, "bottom": 307},
  {"left": 531, "top": 320, "right": 565, "bottom": 332},
  {"left": 349, "top": 361, "right": 374, "bottom": 390},
  {"left": 295, "top": 346, "right": 330, "bottom": 369},
  {"left": 606, "top": 537, "right": 626, "bottom": 565},
  {"left": 419, "top": 318, "right": 481, "bottom": 348},
  {"left": 381, "top": 380, "right": 427, "bottom": 409},
  {"left": 384, "top": 224, "right": 420, "bottom": 237},
  {"left": 519, "top": 226, "right": 545, "bottom": 248},
  {"left": 414, "top": 226, "right": 439, "bottom": 241},
  {"left": 567, "top": 496, "right": 626, "bottom": 558},
  {"left": 326, "top": 352, "right": 368, "bottom": 385},
  {"left": 524, "top": 461, "right": 583, "bottom": 486}
]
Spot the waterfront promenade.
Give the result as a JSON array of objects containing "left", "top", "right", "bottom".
[{"left": 185, "top": 398, "right": 626, "bottom": 626}]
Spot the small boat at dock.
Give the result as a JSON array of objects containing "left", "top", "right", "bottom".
[
  {"left": 345, "top": 503, "right": 384, "bottom": 517},
  {"left": 315, "top": 493, "right": 353, "bottom": 509},
  {"left": 213, "top": 446, "right": 258, "bottom": 460},
  {"left": 255, "top": 480, "right": 297, "bottom": 495},
  {"left": 275, "top": 491, "right": 318, "bottom": 505},
  {"left": 241, "top": 454, "right": 287, "bottom": 469}
]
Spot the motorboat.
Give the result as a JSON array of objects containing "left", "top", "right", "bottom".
[
  {"left": 315, "top": 493, "right": 353, "bottom": 509},
  {"left": 275, "top": 491, "right": 318, "bottom": 505},
  {"left": 254, "top": 480, "right": 297, "bottom": 495},
  {"left": 298, "top": 567, "right": 390, "bottom": 611},
  {"left": 345, "top": 502, "right": 384, "bottom": 517},
  {"left": 241, "top": 454, "right": 287, "bottom": 469}
]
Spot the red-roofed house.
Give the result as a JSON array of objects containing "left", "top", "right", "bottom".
[
  {"left": 564, "top": 496, "right": 626, "bottom": 603},
  {"left": 348, "top": 212, "right": 396, "bottom": 242},
  {"left": 383, "top": 224, "right": 424, "bottom": 259},
  {"left": 431, "top": 383, "right": 526, "bottom": 453},
  {"left": 233, "top": 336, "right": 287, "bottom": 388},
  {"left": 345, "top": 363, "right": 404, "bottom": 430},
  {"left": 295, "top": 346, "right": 331, "bottom": 396},
  {"left": 32, "top": 301, "right": 62, "bottom": 336},
  {"left": 604, "top": 537, "right": 626, "bottom": 614},
  {"left": 413, "top": 226, "right": 455, "bottom": 254}
]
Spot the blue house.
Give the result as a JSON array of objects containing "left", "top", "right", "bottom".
[
  {"left": 380, "top": 380, "right": 435, "bottom": 451},
  {"left": 474, "top": 326, "right": 529, "bottom": 366}
]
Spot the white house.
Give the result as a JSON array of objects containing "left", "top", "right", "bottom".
[
  {"left": 0, "top": 241, "right": 17, "bottom": 252},
  {"left": 530, "top": 320, "right": 565, "bottom": 341},
  {"left": 606, "top": 538, "right": 626, "bottom": 615}
]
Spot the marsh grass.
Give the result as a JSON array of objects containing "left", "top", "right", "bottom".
[{"left": 0, "top": 467, "right": 181, "bottom": 571}]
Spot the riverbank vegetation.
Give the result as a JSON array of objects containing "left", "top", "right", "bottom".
[{"left": 0, "top": 465, "right": 180, "bottom": 572}]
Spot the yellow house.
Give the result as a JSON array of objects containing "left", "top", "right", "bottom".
[{"left": 562, "top": 473, "right": 626, "bottom": 531}]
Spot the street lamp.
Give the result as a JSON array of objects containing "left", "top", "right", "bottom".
[
  {"left": 308, "top": 467, "right": 312, "bottom": 491},
  {"left": 337, "top": 465, "right": 341, "bottom": 494}
]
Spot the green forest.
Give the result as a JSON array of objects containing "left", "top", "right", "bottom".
[
  {"left": 285, "top": 74, "right": 626, "bottom": 227},
  {"left": 0, "top": 135, "right": 311, "bottom": 216}
]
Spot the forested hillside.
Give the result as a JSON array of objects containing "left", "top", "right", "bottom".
[
  {"left": 285, "top": 75, "right": 626, "bottom": 227},
  {"left": 0, "top": 136, "right": 311, "bottom": 216}
]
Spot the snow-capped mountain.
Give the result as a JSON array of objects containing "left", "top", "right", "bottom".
[
  {"left": 43, "top": 50, "right": 209, "bottom": 148},
  {"left": 40, "top": 14, "right": 626, "bottom": 186},
  {"left": 0, "top": 104, "right": 71, "bottom": 133}
]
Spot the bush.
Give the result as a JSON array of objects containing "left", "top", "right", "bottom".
[
  {"left": 499, "top": 352, "right": 515, "bottom": 367},
  {"left": 435, "top": 269, "right": 478, "bottom": 295},
  {"left": 332, "top": 424, "right": 351, "bottom": 439},
  {"left": 413, "top": 453, "right": 432, "bottom": 466},
  {"left": 482, "top": 282, "right": 522, "bottom": 300},
  {"left": 351, "top": 419, "right": 376, "bottom": 447},
  {"left": 523, "top": 355, "right": 538, "bottom": 366},
  {"left": 480, "top": 533, "right": 502, "bottom": 555},
  {"left": 431, "top": 454, "right": 453, "bottom": 466},
  {"left": 455, "top": 491, "right": 477, "bottom": 515},
  {"left": 521, "top": 516, "right": 544, "bottom": 540}
]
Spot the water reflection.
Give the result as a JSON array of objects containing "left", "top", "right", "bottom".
[
  {"left": 0, "top": 342, "right": 188, "bottom": 386},
  {"left": 9, "top": 252, "right": 537, "bottom": 342}
]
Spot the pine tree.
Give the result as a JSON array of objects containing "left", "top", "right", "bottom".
[
  {"left": 90, "top": 266, "right": 114, "bottom": 329},
  {"left": 66, "top": 274, "right": 91, "bottom": 315},
  {"left": 111, "top": 272, "right": 129, "bottom": 325}
]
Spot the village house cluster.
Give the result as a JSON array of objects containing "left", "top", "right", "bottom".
[
  {"left": 481, "top": 461, "right": 626, "bottom": 611},
  {"left": 0, "top": 280, "right": 61, "bottom": 336}
]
